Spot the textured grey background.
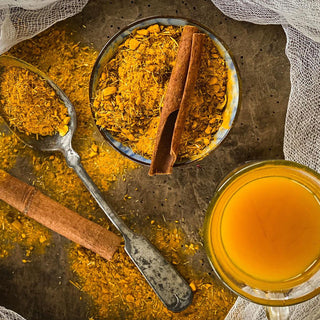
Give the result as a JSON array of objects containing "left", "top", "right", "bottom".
[{"left": 0, "top": 0, "right": 290, "bottom": 319}]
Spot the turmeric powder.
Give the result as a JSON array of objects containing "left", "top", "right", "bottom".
[
  {"left": 0, "top": 66, "right": 70, "bottom": 137},
  {"left": 69, "top": 222, "right": 236, "bottom": 320},
  {"left": 0, "top": 27, "right": 236, "bottom": 319},
  {"left": 0, "top": 29, "right": 137, "bottom": 260},
  {"left": 0, "top": 132, "right": 51, "bottom": 259},
  {"left": 92, "top": 25, "right": 228, "bottom": 161}
]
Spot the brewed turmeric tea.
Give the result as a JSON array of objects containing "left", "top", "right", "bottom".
[{"left": 206, "top": 161, "right": 320, "bottom": 290}]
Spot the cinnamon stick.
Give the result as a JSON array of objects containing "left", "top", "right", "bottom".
[
  {"left": 149, "top": 27, "right": 205, "bottom": 175},
  {"left": 148, "top": 25, "right": 198, "bottom": 175},
  {"left": 0, "top": 170, "right": 121, "bottom": 260},
  {"left": 171, "top": 33, "right": 206, "bottom": 161}
]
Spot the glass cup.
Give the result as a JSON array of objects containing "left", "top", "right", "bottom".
[{"left": 204, "top": 160, "right": 320, "bottom": 319}]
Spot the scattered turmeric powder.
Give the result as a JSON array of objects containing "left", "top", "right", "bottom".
[
  {"left": 0, "top": 28, "right": 137, "bottom": 260},
  {"left": 92, "top": 24, "right": 228, "bottom": 161},
  {"left": 0, "top": 26, "right": 235, "bottom": 319},
  {"left": 69, "top": 222, "right": 236, "bottom": 320},
  {"left": 0, "top": 66, "right": 70, "bottom": 137},
  {"left": 0, "top": 202, "right": 50, "bottom": 259},
  {"left": 0, "top": 132, "right": 24, "bottom": 172},
  {"left": 0, "top": 131, "right": 51, "bottom": 259},
  {"left": 8, "top": 28, "right": 138, "bottom": 210}
]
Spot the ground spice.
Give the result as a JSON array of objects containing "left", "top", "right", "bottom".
[
  {"left": 0, "top": 27, "right": 235, "bottom": 319},
  {"left": 0, "top": 202, "right": 50, "bottom": 260},
  {"left": 0, "top": 28, "right": 137, "bottom": 260},
  {"left": 0, "top": 130, "right": 51, "bottom": 259},
  {"left": 149, "top": 27, "right": 205, "bottom": 175},
  {"left": 69, "top": 222, "right": 236, "bottom": 320},
  {"left": 8, "top": 28, "right": 138, "bottom": 210},
  {"left": 0, "top": 132, "right": 25, "bottom": 172},
  {"left": 92, "top": 24, "right": 228, "bottom": 161},
  {"left": 0, "top": 66, "right": 70, "bottom": 137}
]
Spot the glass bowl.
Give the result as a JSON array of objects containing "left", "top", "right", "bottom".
[
  {"left": 89, "top": 16, "right": 240, "bottom": 166},
  {"left": 204, "top": 160, "right": 320, "bottom": 307}
]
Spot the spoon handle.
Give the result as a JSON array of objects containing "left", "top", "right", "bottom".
[
  {"left": 64, "top": 147, "right": 193, "bottom": 312},
  {"left": 64, "top": 147, "right": 131, "bottom": 235}
]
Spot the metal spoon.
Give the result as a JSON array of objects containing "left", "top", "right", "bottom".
[{"left": 0, "top": 55, "right": 193, "bottom": 312}]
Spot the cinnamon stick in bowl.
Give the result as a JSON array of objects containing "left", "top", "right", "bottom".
[{"left": 149, "top": 26, "right": 205, "bottom": 175}]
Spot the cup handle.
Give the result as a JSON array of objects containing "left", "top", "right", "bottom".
[{"left": 266, "top": 306, "right": 290, "bottom": 320}]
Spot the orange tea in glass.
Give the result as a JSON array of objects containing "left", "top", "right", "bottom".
[{"left": 204, "top": 160, "right": 320, "bottom": 318}]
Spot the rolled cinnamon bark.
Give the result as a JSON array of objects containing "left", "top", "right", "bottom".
[
  {"left": 0, "top": 169, "right": 121, "bottom": 260},
  {"left": 149, "top": 27, "right": 205, "bottom": 175},
  {"left": 170, "top": 33, "right": 206, "bottom": 161},
  {"left": 149, "top": 25, "right": 199, "bottom": 176}
]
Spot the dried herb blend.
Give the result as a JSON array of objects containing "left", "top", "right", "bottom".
[
  {"left": 0, "top": 28, "right": 137, "bottom": 260},
  {"left": 92, "top": 24, "right": 228, "bottom": 161},
  {"left": 0, "top": 66, "right": 70, "bottom": 137},
  {"left": 69, "top": 223, "right": 235, "bottom": 320},
  {"left": 0, "top": 27, "right": 235, "bottom": 319}
]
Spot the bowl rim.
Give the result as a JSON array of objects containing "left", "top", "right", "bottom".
[{"left": 89, "top": 15, "right": 242, "bottom": 167}]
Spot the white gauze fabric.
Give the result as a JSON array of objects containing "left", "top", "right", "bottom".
[
  {"left": 0, "top": 307, "right": 26, "bottom": 320},
  {"left": 225, "top": 295, "right": 320, "bottom": 320},
  {"left": 210, "top": 1, "right": 320, "bottom": 319},
  {"left": 0, "top": 0, "right": 89, "bottom": 54},
  {"left": 211, "top": 0, "right": 320, "bottom": 173}
]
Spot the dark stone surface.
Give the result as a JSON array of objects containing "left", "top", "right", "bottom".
[{"left": 0, "top": 0, "right": 290, "bottom": 319}]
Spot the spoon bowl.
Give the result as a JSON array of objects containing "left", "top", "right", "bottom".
[{"left": 0, "top": 55, "right": 76, "bottom": 153}]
